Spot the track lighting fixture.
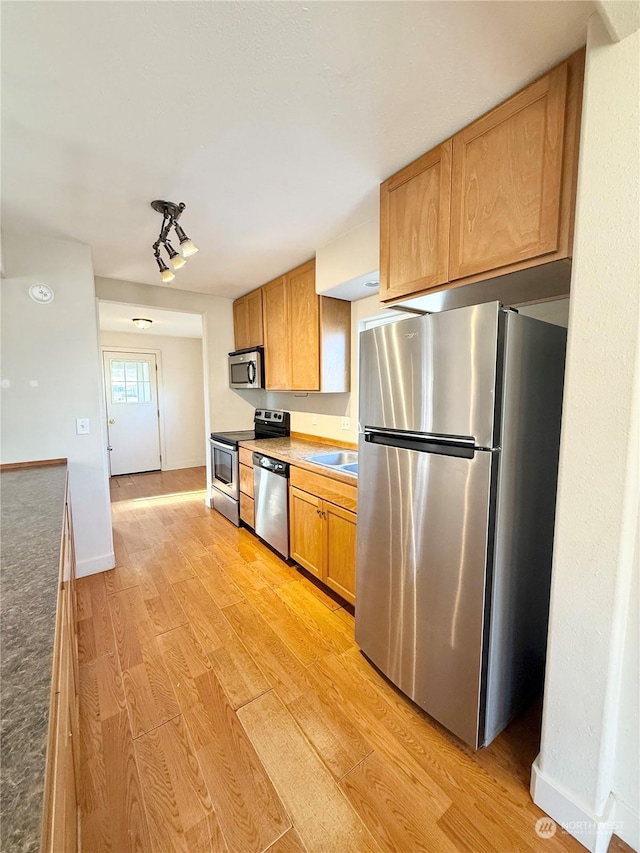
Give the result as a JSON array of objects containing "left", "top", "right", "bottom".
[{"left": 151, "top": 200, "right": 199, "bottom": 283}]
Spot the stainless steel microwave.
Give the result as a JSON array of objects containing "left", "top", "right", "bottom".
[{"left": 228, "top": 348, "right": 264, "bottom": 389}]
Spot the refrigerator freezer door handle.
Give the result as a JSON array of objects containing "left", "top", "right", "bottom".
[{"left": 363, "top": 427, "right": 476, "bottom": 459}]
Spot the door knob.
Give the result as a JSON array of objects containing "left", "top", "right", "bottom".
[{"left": 108, "top": 418, "right": 116, "bottom": 424}]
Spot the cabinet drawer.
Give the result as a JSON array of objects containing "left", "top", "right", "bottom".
[
  {"left": 240, "top": 493, "right": 255, "bottom": 528},
  {"left": 239, "top": 463, "right": 254, "bottom": 498},
  {"left": 290, "top": 466, "right": 357, "bottom": 512},
  {"left": 239, "top": 447, "right": 254, "bottom": 469}
]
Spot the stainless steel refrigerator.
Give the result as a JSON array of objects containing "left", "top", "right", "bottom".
[{"left": 356, "top": 301, "right": 566, "bottom": 748}]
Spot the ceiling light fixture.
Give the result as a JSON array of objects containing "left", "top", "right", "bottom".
[
  {"left": 132, "top": 318, "right": 153, "bottom": 330},
  {"left": 151, "top": 200, "right": 199, "bottom": 283}
]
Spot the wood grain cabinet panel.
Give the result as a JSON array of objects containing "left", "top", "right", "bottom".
[
  {"left": 239, "top": 463, "right": 254, "bottom": 499},
  {"left": 263, "top": 276, "right": 291, "bottom": 390},
  {"left": 233, "top": 297, "right": 250, "bottom": 351},
  {"left": 289, "top": 474, "right": 357, "bottom": 604},
  {"left": 42, "top": 480, "right": 80, "bottom": 853},
  {"left": 380, "top": 140, "right": 452, "bottom": 301},
  {"left": 247, "top": 288, "right": 264, "bottom": 347},
  {"left": 449, "top": 63, "right": 568, "bottom": 281},
  {"left": 324, "top": 503, "right": 356, "bottom": 605},
  {"left": 287, "top": 261, "right": 320, "bottom": 391},
  {"left": 263, "top": 261, "right": 350, "bottom": 392},
  {"left": 240, "top": 493, "right": 255, "bottom": 529},
  {"left": 289, "top": 487, "right": 324, "bottom": 580},
  {"left": 239, "top": 447, "right": 254, "bottom": 469},
  {"left": 233, "top": 287, "right": 264, "bottom": 351}
]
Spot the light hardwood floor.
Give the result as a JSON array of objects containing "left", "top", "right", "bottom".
[{"left": 77, "top": 467, "right": 631, "bottom": 853}]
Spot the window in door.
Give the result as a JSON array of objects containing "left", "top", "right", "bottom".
[{"left": 110, "top": 360, "right": 152, "bottom": 404}]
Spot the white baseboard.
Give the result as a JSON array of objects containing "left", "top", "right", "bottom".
[
  {"left": 161, "top": 458, "right": 205, "bottom": 471},
  {"left": 76, "top": 552, "right": 115, "bottom": 578},
  {"left": 614, "top": 797, "right": 639, "bottom": 851},
  {"left": 531, "top": 757, "right": 617, "bottom": 853}
]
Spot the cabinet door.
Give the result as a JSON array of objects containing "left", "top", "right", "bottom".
[
  {"left": 233, "top": 297, "right": 250, "bottom": 350},
  {"left": 323, "top": 502, "right": 357, "bottom": 605},
  {"left": 247, "top": 288, "right": 264, "bottom": 347},
  {"left": 287, "top": 260, "right": 319, "bottom": 390},
  {"left": 240, "top": 492, "right": 255, "bottom": 528},
  {"left": 239, "top": 463, "right": 254, "bottom": 498},
  {"left": 450, "top": 64, "right": 567, "bottom": 281},
  {"left": 263, "top": 276, "right": 291, "bottom": 390},
  {"left": 380, "top": 141, "right": 452, "bottom": 301},
  {"left": 290, "top": 487, "right": 324, "bottom": 579}
]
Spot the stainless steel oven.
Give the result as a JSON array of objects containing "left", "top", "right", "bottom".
[
  {"left": 229, "top": 348, "right": 264, "bottom": 389},
  {"left": 209, "top": 409, "right": 290, "bottom": 526},
  {"left": 210, "top": 438, "right": 239, "bottom": 500}
]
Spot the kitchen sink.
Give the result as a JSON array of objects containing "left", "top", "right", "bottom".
[
  {"left": 340, "top": 463, "right": 358, "bottom": 475},
  {"left": 306, "top": 451, "right": 358, "bottom": 467}
]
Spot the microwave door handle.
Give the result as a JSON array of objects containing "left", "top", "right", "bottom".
[{"left": 248, "top": 362, "right": 256, "bottom": 384}]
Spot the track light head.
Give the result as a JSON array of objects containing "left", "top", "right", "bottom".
[
  {"left": 154, "top": 247, "right": 176, "bottom": 283},
  {"left": 164, "top": 239, "right": 187, "bottom": 270},
  {"left": 174, "top": 222, "right": 199, "bottom": 257}
]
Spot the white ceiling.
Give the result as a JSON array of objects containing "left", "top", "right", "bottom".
[
  {"left": 99, "top": 302, "right": 203, "bottom": 338},
  {"left": 1, "top": 1, "right": 593, "bottom": 299}
]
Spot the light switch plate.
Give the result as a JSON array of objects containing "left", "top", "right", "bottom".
[
  {"left": 76, "top": 418, "right": 90, "bottom": 435},
  {"left": 311, "top": 414, "right": 318, "bottom": 425},
  {"left": 341, "top": 417, "right": 351, "bottom": 431}
]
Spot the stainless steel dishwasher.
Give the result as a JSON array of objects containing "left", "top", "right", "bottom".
[{"left": 253, "top": 453, "right": 290, "bottom": 558}]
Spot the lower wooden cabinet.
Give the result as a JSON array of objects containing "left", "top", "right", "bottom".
[
  {"left": 240, "top": 492, "right": 255, "bottom": 529},
  {"left": 324, "top": 502, "right": 357, "bottom": 604},
  {"left": 290, "top": 487, "right": 324, "bottom": 579},
  {"left": 239, "top": 448, "right": 255, "bottom": 529},
  {"left": 290, "top": 485, "right": 357, "bottom": 604},
  {"left": 42, "top": 482, "right": 79, "bottom": 852}
]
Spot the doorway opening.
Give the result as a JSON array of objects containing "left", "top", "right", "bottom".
[{"left": 98, "top": 301, "right": 206, "bottom": 493}]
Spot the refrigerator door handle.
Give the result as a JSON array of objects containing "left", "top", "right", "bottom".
[{"left": 363, "top": 427, "right": 476, "bottom": 458}]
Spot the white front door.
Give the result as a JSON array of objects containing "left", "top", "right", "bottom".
[{"left": 103, "top": 350, "right": 161, "bottom": 476}]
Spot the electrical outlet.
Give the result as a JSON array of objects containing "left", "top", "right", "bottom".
[
  {"left": 311, "top": 414, "right": 318, "bottom": 425},
  {"left": 76, "top": 418, "right": 90, "bottom": 435},
  {"left": 341, "top": 417, "right": 351, "bottom": 431}
]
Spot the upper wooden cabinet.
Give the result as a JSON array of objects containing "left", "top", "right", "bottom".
[
  {"left": 379, "top": 51, "right": 584, "bottom": 302},
  {"left": 449, "top": 64, "right": 567, "bottom": 281},
  {"left": 288, "top": 261, "right": 320, "bottom": 390},
  {"left": 263, "top": 260, "right": 351, "bottom": 392},
  {"left": 233, "top": 287, "right": 264, "bottom": 351},
  {"left": 380, "top": 140, "right": 452, "bottom": 301},
  {"left": 263, "top": 275, "right": 290, "bottom": 390}
]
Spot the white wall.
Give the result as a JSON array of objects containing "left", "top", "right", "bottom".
[
  {"left": 315, "top": 217, "right": 380, "bottom": 300},
  {"left": 100, "top": 331, "right": 206, "bottom": 471},
  {"left": 531, "top": 16, "right": 640, "bottom": 853},
  {"left": 1, "top": 232, "right": 114, "bottom": 577}
]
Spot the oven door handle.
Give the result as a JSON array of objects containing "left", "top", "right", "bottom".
[{"left": 209, "top": 438, "right": 238, "bottom": 455}]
